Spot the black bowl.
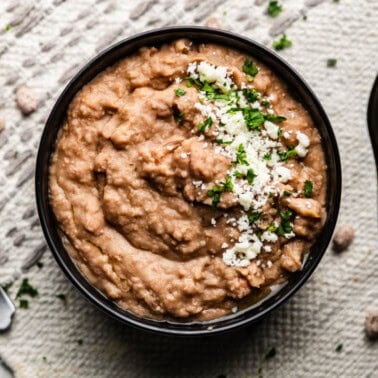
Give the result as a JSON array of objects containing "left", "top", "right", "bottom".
[{"left": 35, "top": 26, "right": 341, "bottom": 336}]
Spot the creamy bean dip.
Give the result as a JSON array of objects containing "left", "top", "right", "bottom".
[{"left": 49, "top": 40, "right": 327, "bottom": 320}]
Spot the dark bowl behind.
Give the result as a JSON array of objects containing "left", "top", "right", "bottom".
[{"left": 35, "top": 26, "right": 341, "bottom": 336}]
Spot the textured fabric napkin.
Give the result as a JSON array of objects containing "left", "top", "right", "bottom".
[{"left": 0, "top": 0, "right": 377, "bottom": 377}]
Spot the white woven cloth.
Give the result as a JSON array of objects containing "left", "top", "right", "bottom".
[{"left": 0, "top": 0, "right": 377, "bottom": 377}]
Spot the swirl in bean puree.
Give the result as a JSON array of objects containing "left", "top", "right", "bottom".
[{"left": 49, "top": 40, "right": 326, "bottom": 320}]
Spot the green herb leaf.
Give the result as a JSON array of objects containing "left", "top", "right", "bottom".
[
  {"left": 248, "top": 212, "right": 262, "bottom": 223},
  {"left": 235, "top": 144, "right": 249, "bottom": 165},
  {"left": 36, "top": 261, "right": 44, "bottom": 269},
  {"left": 214, "top": 139, "right": 233, "bottom": 145},
  {"left": 242, "top": 58, "right": 259, "bottom": 79},
  {"left": 247, "top": 168, "right": 257, "bottom": 185},
  {"left": 175, "top": 88, "right": 186, "bottom": 97},
  {"left": 277, "top": 210, "right": 294, "bottom": 236},
  {"left": 304, "top": 180, "right": 313, "bottom": 197},
  {"left": 280, "top": 210, "right": 293, "bottom": 220},
  {"left": 207, "top": 176, "right": 234, "bottom": 208},
  {"left": 263, "top": 153, "right": 272, "bottom": 160},
  {"left": 198, "top": 117, "right": 213, "bottom": 132},
  {"left": 16, "top": 278, "right": 38, "bottom": 299},
  {"left": 5, "top": 24, "right": 11, "bottom": 32},
  {"left": 278, "top": 146, "right": 297, "bottom": 162},
  {"left": 185, "top": 77, "right": 202, "bottom": 88},
  {"left": 77, "top": 339, "right": 84, "bottom": 346},
  {"left": 233, "top": 170, "right": 244, "bottom": 178},
  {"left": 327, "top": 58, "right": 337, "bottom": 67},
  {"left": 335, "top": 343, "right": 343, "bottom": 352},
  {"left": 19, "top": 299, "right": 29, "bottom": 309},
  {"left": 265, "top": 114, "right": 286, "bottom": 123},
  {"left": 267, "top": 1, "right": 283, "bottom": 17},
  {"left": 273, "top": 34, "right": 292, "bottom": 51},
  {"left": 268, "top": 224, "right": 278, "bottom": 232},
  {"left": 283, "top": 190, "right": 292, "bottom": 197},
  {"left": 242, "top": 88, "right": 260, "bottom": 103}
]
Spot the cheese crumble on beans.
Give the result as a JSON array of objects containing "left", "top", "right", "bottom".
[{"left": 184, "top": 61, "right": 312, "bottom": 267}]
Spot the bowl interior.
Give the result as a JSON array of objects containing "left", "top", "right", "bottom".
[{"left": 35, "top": 27, "right": 341, "bottom": 336}]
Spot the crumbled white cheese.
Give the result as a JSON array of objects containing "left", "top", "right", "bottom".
[
  {"left": 264, "top": 121, "right": 280, "bottom": 140},
  {"left": 272, "top": 165, "right": 292, "bottom": 183},
  {"left": 211, "top": 218, "right": 216, "bottom": 226},
  {"left": 296, "top": 131, "right": 310, "bottom": 157},
  {"left": 261, "top": 231, "right": 278, "bottom": 243},
  {"left": 185, "top": 60, "right": 300, "bottom": 268},
  {"left": 266, "top": 260, "right": 273, "bottom": 268},
  {"left": 197, "top": 61, "right": 233, "bottom": 93}
]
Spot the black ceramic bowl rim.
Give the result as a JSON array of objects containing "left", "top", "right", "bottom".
[{"left": 35, "top": 26, "right": 342, "bottom": 336}]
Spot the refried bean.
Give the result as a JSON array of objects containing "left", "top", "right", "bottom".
[{"left": 49, "top": 39, "right": 327, "bottom": 321}]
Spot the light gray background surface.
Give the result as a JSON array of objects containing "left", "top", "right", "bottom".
[{"left": 0, "top": 0, "right": 377, "bottom": 377}]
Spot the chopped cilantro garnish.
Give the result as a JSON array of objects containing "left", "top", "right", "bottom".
[
  {"left": 222, "top": 175, "right": 234, "bottom": 191},
  {"left": 273, "top": 34, "right": 292, "bottom": 51},
  {"left": 214, "top": 139, "right": 233, "bottom": 145},
  {"left": 198, "top": 117, "right": 213, "bottom": 132},
  {"left": 278, "top": 146, "right": 297, "bottom": 162},
  {"left": 36, "top": 261, "right": 43, "bottom": 269},
  {"left": 277, "top": 210, "right": 294, "bottom": 236},
  {"left": 242, "top": 88, "right": 260, "bottom": 103},
  {"left": 283, "top": 190, "right": 292, "bottom": 197},
  {"left": 234, "top": 168, "right": 257, "bottom": 183},
  {"left": 229, "top": 108, "right": 285, "bottom": 130},
  {"left": 248, "top": 212, "right": 262, "bottom": 223},
  {"left": 175, "top": 88, "right": 186, "bottom": 97},
  {"left": 265, "top": 347, "right": 277, "bottom": 359},
  {"left": 335, "top": 343, "right": 343, "bottom": 352},
  {"left": 263, "top": 152, "right": 272, "bottom": 160},
  {"left": 247, "top": 168, "right": 256, "bottom": 184},
  {"left": 5, "top": 24, "right": 11, "bottom": 32},
  {"left": 233, "top": 170, "right": 244, "bottom": 178},
  {"left": 280, "top": 210, "right": 293, "bottom": 220},
  {"left": 327, "top": 58, "right": 337, "bottom": 67},
  {"left": 185, "top": 77, "right": 202, "bottom": 88},
  {"left": 235, "top": 144, "right": 249, "bottom": 165},
  {"left": 304, "top": 180, "right": 313, "bottom": 197},
  {"left": 19, "top": 299, "right": 29, "bottom": 309},
  {"left": 242, "top": 58, "right": 259, "bottom": 80},
  {"left": 207, "top": 176, "right": 234, "bottom": 208},
  {"left": 265, "top": 114, "right": 286, "bottom": 123},
  {"left": 268, "top": 224, "right": 278, "bottom": 232},
  {"left": 261, "top": 99, "right": 271, "bottom": 107},
  {"left": 186, "top": 78, "right": 232, "bottom": 101},
  {"left": 77, "top": 339, "right": 84, "bottom": 346},
  {"left": 16, "top": 278, "right": 38, "bottom": 299},
  {"left": 267, "top": 1, "right": 282, "bottom": 17},
  {"left": 244, "top": 109, "right": 266, "bottom": 130}
]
